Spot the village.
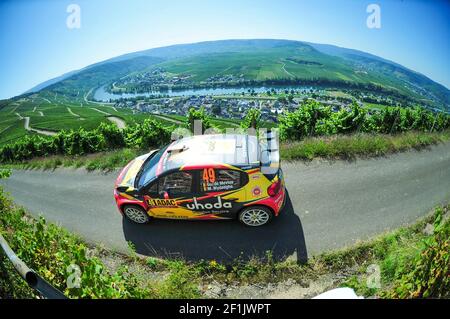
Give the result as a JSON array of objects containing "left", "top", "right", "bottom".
[{"left": 111, "top": 89, "right": 362, "bottom": 123}]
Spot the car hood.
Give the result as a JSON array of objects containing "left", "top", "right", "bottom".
[{"left": 115, "top": 151, "right": 157, "bottom": 190}]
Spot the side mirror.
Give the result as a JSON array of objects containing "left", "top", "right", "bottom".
[
  {"left": 160, "top": 190, "right": 170, "bottom": 199},
  {"left": 116, "top": 186, "right": 129, "bottom": 193}
]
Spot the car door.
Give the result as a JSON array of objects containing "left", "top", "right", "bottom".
[
  {"left": 180, "top": 168, "right": 247, "bottom": 219},
  {"left": 144, "top": 170, "right": 198, "bottom": 219}
]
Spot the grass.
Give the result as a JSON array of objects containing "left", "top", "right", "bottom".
[
  {"left": 190, "top": 205, "right": 449, "bottom": 298},
  {"left": 1, "top": 148, "right": 141, "bottom": 172},
  {"left": 335, "top": 206, "right": 449, "bottom": 298},
  {"left": 0, "top": 184, "right": 201, "bottom": 299},
  {"left": 1, "top": 175, "right": 447, "bottom": 298},
  {"left": 280, "top": 130, "right": 450, "bottom": 161},
  {"left": 364, "top": 102, "right": 390, "bottom": 110}
]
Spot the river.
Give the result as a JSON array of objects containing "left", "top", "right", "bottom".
[{"left": 93, "top": 85, "right": 315, "bottom": 101}]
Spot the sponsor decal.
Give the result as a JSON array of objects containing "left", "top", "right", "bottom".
[
  {"left": 156, "top": 214, "right": 188, "bottom": 219},
  {"left": 251, "top": 174, "right": 261, "bottom": 180},
  {"left": 252, "top": 186, "right": 262, "bottom": 196},
  {"left": 274, "top": 190, "right": 285, "bottom": 208},
  {"left": 148, "top": 199, "right": 177, "bottom": 207},
  {"left": 186, "top": 196, "right": 232, "bottom": 211}
]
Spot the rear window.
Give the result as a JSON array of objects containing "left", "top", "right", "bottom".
[{"left": 200, "top": 169, "right": 242, "bottom": 192}]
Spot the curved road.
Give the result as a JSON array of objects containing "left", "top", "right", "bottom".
[
  {"left": 1, "top": 143, "right": 449, "bottom": 262},
  {"left": 89, "top": 108, "right": 127, "bottom": 129},
  {"left": 15, "top": 113, "right": 57, "bottom": 136}
]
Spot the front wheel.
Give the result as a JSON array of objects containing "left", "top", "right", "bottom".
[
  {"left": 238, "top": 206, "right": 273, "bottom": 227},
  {"left": 123, "top": 205, "right": 151, "bottom": 224}
]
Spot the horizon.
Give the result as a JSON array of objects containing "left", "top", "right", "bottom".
[{"left": 0, "top": 0, "right": 449, "bottom": 99}]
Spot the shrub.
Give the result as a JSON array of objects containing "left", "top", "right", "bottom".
[
  {"left": 279, "top": 101, "right": 449, "bottom": 141},
  {"left": 335, "top": 102, "right": 366, "bottom": 134},
  {"left": 386, "top": 208, "right": 450, "bottom": 298},
  {"left": 0, "top": 120, "right": 172, "bottom": 163},
  {"left": 279, "top": 100, "right": 324, "bottom": 140},
  {"left": 186, "top": 107, "right": 212, "bottom": 134},
  {"left": 0, "top": 186, "right": 199, "bottom": 299},
  {"left": 241, "top": 108, "right": 262, "bottom": 130},
  {"left": 124, "top": 118, "right": 171, "bottom": 149},
  {"left": 96, "top": 122, "right": 126, "bottom": 149}
]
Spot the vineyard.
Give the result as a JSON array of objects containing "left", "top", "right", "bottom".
[
  {"left": 277, "top": 101, "right": 450, "bottom": 140},
  {"left": 0, "top": 101, "right": 449, "bottom": 164}
]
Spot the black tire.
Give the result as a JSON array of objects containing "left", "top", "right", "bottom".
[
  {"left": 238, "top": 206, "right": 273, "bottom": 227},
  {"left": 122, "top": 205, "right": 151, "bottom": 224}
]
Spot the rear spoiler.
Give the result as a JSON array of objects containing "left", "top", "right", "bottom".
[{"left": 259, "top": 129, "right": 280, "bottom": 177}]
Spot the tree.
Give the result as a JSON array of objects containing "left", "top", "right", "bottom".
[
  {"left": 186, "top": 107, "right": 212, "bottom": 134},
  {"left": 277, "top": 96, "right": 287, "bottom": 104},
  {"left": 241, "top": 108, "right": 262, "bottom": 130}
]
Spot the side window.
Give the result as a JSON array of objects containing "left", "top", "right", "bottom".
[
  {"left": 146, "top": 182, "right": 158, "bottom": 195},
  {"left": 159, "top": 171, "right": 193, "bottom": 196},
  {"left": 200, "top": 169, "right": 242, "bottom": 192}
]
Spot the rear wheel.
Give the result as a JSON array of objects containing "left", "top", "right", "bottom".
[
  {"left": 123, "top": 205, "right": 151, "bottom": 224},
  {"left": 238, "top": 206, "right": 273, "bottom": 227}
]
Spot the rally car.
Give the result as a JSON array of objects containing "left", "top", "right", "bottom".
[{"left": 114, "top": 133, "right": 285, "bottom": 227}]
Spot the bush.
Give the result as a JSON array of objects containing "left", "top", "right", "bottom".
[
  {"left": 335, "top": 102, "right": 366, "bottom": 134},
  {"left": 386, "top": 208, "right": 450, "bottom": 298},
  {"left": 0, "top": 120, "right": 172, "bottom": 163},
  {"left": 124, "top": 118, "right": 171, "bottom": 149},
  {"left": 241, "top": 108, "right": 262, "bottom": 130},
  {"left": 97, "top": 122, "right": 126, "bottom": 149},
  {"left": 279, "top": 101, "right": 450, "bottom": 142},
  {"left": 186, "top": 107, "right": 212, "bottom": 134},
  {"left": 0, "top": 169, "right": 11, "bottom": 179},
  {"left": 0, "top": 186, "right": 199, "bottom": 299}
]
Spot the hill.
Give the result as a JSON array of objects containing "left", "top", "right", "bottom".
[{"left": 29, "top": 39, "right": 449, "bottom": 110}]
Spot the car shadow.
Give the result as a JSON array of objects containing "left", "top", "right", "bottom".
[{"left": 122, "top": 190, "right": 307, "bottom": 263}]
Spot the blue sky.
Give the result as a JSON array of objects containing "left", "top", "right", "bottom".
[{"left": 0, "top": 0, "right": 449, "bottom": 99}]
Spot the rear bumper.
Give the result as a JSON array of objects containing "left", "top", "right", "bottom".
[
  {"left": 273, "top": 186, "right": 286, "bottom": 216},
  {"left": 254, "top": 184, "right": 286, "bottom": 217},
  {"left": 279, "top": 188, "right": 287, "bottom": 212}
]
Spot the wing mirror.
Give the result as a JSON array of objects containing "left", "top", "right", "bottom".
[
  {"left": 160, "top": 190, "right": 171, "bottom": 199},
  {"left": 160, "top": 187, "right": 176, "bottom": 199},
  {"left": 116, "top": 186, "right": 130, "bottom": 193}
]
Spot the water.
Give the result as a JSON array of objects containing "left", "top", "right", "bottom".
[{"left": 93, "top": 85, "right": 314, "bottom": 101}]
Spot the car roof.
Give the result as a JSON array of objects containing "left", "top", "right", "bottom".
[{"left": 159, "top": 134, "right": 260, "bottom": 173}]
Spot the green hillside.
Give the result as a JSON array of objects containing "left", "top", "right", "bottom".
[
  {"left": 2, "top": 39, "right": 449, "bottom": 146},
  {"left": 0, "top": 95, "right": 244, "bottom": 146},
  {"left": 45, "top": 56, "right": 165, "bottom": 101},
  {"left": 32, "top": 39, "right": 449, "bottom": 109}
]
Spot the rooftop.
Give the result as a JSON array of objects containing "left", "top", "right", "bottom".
[{"left": 160, "top": 134, "right": 260, "bottom": 172}]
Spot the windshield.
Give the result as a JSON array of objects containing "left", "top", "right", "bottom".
[{"left": 136, "top": 145, "right": 169, "bottom": 188}]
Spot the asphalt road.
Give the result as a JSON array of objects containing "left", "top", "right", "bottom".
[{"left": 1, "top": 143, "right": 449, "bottom": 262}]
